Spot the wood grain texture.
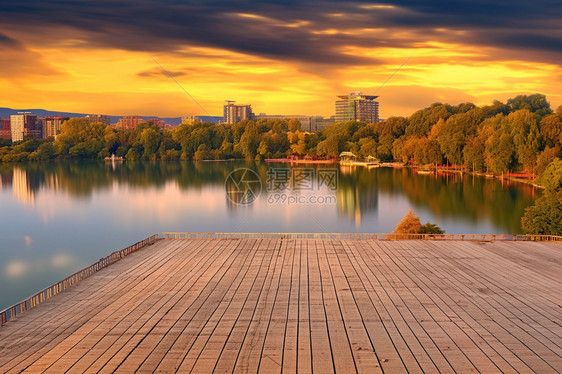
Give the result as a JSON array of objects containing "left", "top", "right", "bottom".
[{"left": 0, "top": 238, "right": 560, "bottom": 373}]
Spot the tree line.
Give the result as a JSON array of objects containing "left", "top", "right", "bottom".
[{"left": 1, "top": 94, "right": 560, "bottom": 177}]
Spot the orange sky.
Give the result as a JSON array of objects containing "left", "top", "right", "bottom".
[{"left": 0, "top": 1, "right": 561, "bottom": 118}]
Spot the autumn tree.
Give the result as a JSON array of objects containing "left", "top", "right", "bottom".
[
  {"left": 522, "top": 158, "right": 562, "bottom": 235},
  {"left": 394, "top": 209, "right": 423, "bottom": 234}
]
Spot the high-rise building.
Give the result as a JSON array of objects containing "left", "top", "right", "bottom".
[
  {"left": 115, "top": 115, "right": 144, "bottom": 130},
  {"left": 10, "top": 113, "right": 41, "bottom": 142},
  {"left": 85, "top": 114, "right": 110, "bottom": 125},
  {"left": 42, "top": 116, "right": 65, "bottom": 139},
  {"left": 335, "top": 92, "right": 379, "bottom": 123},
  {"left": 223, "top": 101, "right": 254, "bottom": 124},
  {"left": 0, "top": 118, "right": 11, "bottom": 140}
]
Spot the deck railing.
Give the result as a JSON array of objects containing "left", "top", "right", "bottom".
[
  {"left": 0, "top": 235, "right": 157, "bottom": 326},
  {"left": 155, "top": 232, "right": 562, "bottom": 242},
  {"left": 2, "top": 232, "right": 560, "bottom": 326}
]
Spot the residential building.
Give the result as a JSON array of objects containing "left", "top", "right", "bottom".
[
  {"left": 85, "top": 114, "right": 110, "bottom": 125},
  {"left": 42, "top": 116, "right": 65, "bottom": 139},
  {"left": 146, "top": 118, "right": 166, "bottom": 128},
  {"left": 254, "top": 114, "right": 335, "bottom": 132},
  {"left": 181, "top": 116, "right": 202, "bottom": 125},
  {"left": 115, "top": 115, "right": 144, "bottom": 130},
  {"left": 0, "top": 118, "right": 10, "bottom": 140},
  {"left": 335, "top": 92, "right": 379, "bottom": 123},
  {"left": 10, "top": 113, "right": 41, "bottom": 142},
  {"left": 310, "top": 116, "right": 336, "bottom": 132},
  {"left": 223, "top": 101, "right": 253, "bottom": 124}
]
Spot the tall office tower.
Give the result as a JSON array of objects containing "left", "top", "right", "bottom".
[
  {"left": 335, "top": 92, "right": 379, "bottom": 123},
  {"left": 223, "top": 101, "right": 254, "bottom": 124},
  {"left": 115, "top": 116, "right": 144, "bottom": 130},
  {"left": 85, "top": 114, "right": 111, "bottom": 125},
  {"left": 42, "top": 116, "right": 65, "bottom": 139},
  {"left": 10, "top": 113, "right": 40, "bottom": 142}
]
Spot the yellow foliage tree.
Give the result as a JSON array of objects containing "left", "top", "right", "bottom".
[{"left": 394, "top": 209, "right": 423, "bottom": 234}]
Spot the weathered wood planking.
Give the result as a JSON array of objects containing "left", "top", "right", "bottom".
[{"left": 0, "top": 238, "right": 560, "bottom": 373}]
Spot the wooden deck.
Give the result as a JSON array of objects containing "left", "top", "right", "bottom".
[{"left": 0, "top": 238, "right": 560, "bottom": 373}]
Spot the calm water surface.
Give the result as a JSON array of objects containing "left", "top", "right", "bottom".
[{"left": 0, "top": 161, "right": 539, "bottom": 309}]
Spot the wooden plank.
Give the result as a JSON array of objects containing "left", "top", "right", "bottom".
[
  {"left": 207, "top": 239, "right": 279, "bottom": 374},
  {"left": 308, "top": 240, "right": 336, "bottom": 374},
  {"left": 0, "top": 238, "right": 559, "bottom": 374},
  {"left": 174, "top": 238, "right": 269, "bottom": 372},
  {"left": 232, "top": 238, "right": 287, "bottom": 373},
  {"left": 0, "top": 239, "right": 188, "bottom": 372},
  {"left": 109, "top": 238, "right": 251, "bottom": 372},
  {"left": 67, "top": 238, "right": 230, "bottom": 373},
  {"left": 23, "top": 239, "right": 220, "bottom": 373}
]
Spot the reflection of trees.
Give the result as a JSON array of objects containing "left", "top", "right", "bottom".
[
  {"left": 0, "top": 162, "right": 538, "bottom": 233},
  {"left": 372, "top": 168, "right": 538, "bottom": 233}
]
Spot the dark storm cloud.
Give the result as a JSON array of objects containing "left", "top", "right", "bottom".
[{"left": 0, "top": 0, "right": 560, "bottom": 65}]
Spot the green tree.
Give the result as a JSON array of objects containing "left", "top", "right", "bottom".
[
  {"left": 485, "top": 132, "right": 515, "bottom": 173},
  {"left": 540, "top": 109, "right": 562, "bottom": 149},
  {"left": 288, "top": 118, "right": 301, "bottom": 132},
  {"left": 239, "top": 122, "right": 260, "bottom": 159},
  {"left": 521, "top": 158, "right": 562, "bottom": 234},
  {"left": 140, "top": 128, "right": 160, "bottom": 159},
  {"left": 193, "top": 144, "right": 211, "bottom": 161},
  {"left": 420, "top": 222, "right": 445, "bottom": 234},
  {"left": 507, "top": 93, "right": 552, "bottom": 118},
  {"left": 435, "top": 108, "right": 482, "bottom": 165}
]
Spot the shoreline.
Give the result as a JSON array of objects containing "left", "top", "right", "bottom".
[{"left": 0, "top": 158, "right": 545, "bottom": 189}]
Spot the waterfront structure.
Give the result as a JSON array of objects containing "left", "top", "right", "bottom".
[
  {"left": 335, "top": 91, "right": 379, "bottom": 123},
  {"left": 223, "top": 101, "right": 253, "bottom": 123},
  {"left": 85, "top": 114, "right": 110, "bottom": 125},
  {"left": 0, "top": 118, "right": 10, "bottom": 140},
  {"left": 115, "top": 115, "right": 144, "bottom": 130},
  {"left": 10, "top": 113, "right": 41, "bottom": 142},
  {"left": 0, "top": 234, "right": 560, "bottom": 373},
  {"left": 42, "top": 116, "right": 65, "bottom": 139}
]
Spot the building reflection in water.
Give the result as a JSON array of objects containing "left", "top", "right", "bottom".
[
  {"left": 0, "top": 162, "right": 539, "bottom": 234},
  {"left": 12, "top": 167, "right": 34, "bottom": 206},
  {"left": 337, "top": 166, "right": 378, "bottom": 226}
]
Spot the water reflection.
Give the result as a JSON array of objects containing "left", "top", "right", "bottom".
[
  {"left": 0, "top": 161, "right": 539, "bottom": 309},
  {"left": 0, "top": 161, "right": 539, "bottom": 232}
]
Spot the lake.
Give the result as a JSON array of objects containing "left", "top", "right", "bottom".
[{"left": 0, "top": 160, "right": 539, "bottom": 310}]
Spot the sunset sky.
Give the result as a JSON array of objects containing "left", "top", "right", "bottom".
[{"left": 0, "top": 0, "right": 561, "bottom": 119}]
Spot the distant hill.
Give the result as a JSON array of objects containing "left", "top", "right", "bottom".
[{"left": 0, "top": 108, "right": 222, "bottom": 126}]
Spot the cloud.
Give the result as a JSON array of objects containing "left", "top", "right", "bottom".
[
  {"left": 0, "top": 35, "right": 63, "bottom": 78},
  {"left": 0, "top": 32, "right": 20, "bottom": 46},
  {"left": 24, "top": 235, "right": 33, "bottom": 248},
  {"left": 0, "top": 1, "right": 560, "bottom": 117},
  {"left": 137, "top": 68, "right": 187, "bottom": 78},
  {"left": 0, "top": 0, "right": 560, "bottom": 68}
]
